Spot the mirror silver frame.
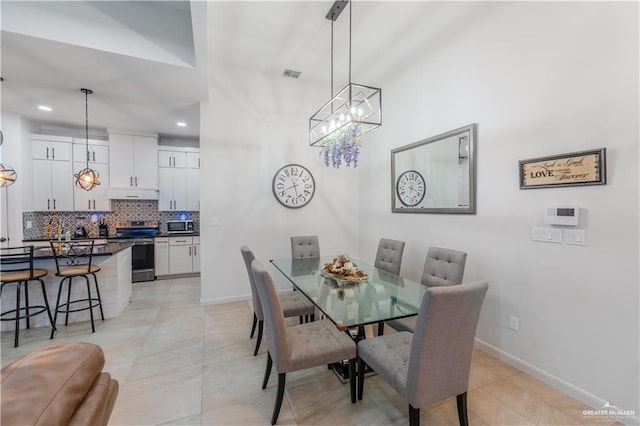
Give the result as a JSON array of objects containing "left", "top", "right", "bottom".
[{"left": 391, "top": 123, "right": 477, "bottom": 214}]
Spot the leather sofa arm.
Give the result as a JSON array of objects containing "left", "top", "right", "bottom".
[{"left": 1, "top": 342, "right": 119, "bottom": 426}]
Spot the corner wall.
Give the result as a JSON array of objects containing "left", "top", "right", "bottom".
[{"left": 357, "top": 1, "right": 638, "bottom": 416}]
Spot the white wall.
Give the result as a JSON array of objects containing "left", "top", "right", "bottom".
[
  {"left": 200, "top": 62, "right": 361, "bottom": 303},
  {"left": 357, "top": 1, "right": 638, "bottom": 416},
  {"left": 1, "top": 113, "right": 37, "bottom": 244}
]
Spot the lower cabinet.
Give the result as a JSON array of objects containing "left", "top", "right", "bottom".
[
  {"left": 155, "top": 236, "right": 200, "bottom": 277},
  {"left": 154, "top": 238, "right": 169, "bottom": 276}
]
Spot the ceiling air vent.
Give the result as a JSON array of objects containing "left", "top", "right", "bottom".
[{"left": 283, "top": 69, "right": 301, "bottom": 79}]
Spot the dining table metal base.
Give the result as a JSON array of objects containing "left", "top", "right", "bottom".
[{"left": 330, "top": 360, "right": 375, "bottom": 384}]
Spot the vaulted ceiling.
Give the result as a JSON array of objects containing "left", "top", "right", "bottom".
[{"left": 1, "top": 1, "right": 465, "bottom": 141}]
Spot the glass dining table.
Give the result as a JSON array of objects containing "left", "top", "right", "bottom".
[{"left": 270, "top": 256, "right": 427, "bottom": 337}]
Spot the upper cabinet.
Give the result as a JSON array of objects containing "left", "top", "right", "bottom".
[
  {"left": 72, "top": 138, "right": 110, "bottom": 211},
  {"left": 158, "top": 148, "right": 199, "bottom": 211},
  {"left": 109, "top": 133, "right": 158, "bottom": 189},
  {"left": 186, "top": 152, "right": 200, "bottom": 211},
  {"left": 72, "top": 139, "right": 109, "bottom": 165},
  {"left": 31, "top": 135, "right": 73, "bottom": 211}
]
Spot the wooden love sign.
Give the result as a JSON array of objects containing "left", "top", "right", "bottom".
[{"left": 519, "top": 148, "right": 606, "bottom": 189}]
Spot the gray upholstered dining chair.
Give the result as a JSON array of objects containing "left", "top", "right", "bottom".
[
  {"left": 384, "top": 246, "right": 467, "bottom": 334},
  {"left": 241, "top": 246, "right": 315, "bottom": 356},
  {"left": 357, "top": 281, "right": 489, "bottom": 426},
  {"left": 252, "top": 259, "right": 357, "bottom": 425},
  {"left": 374, "top": 238, "right": 405, "bottom": 275},
  {"left": 290, "top": 235, "right": 320, "bottom": 258}
]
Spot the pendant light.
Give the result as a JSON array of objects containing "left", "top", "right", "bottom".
[
  {"left": 0, "top": 130, "right": 17, "bottom": 187},
  {"left": 309, "top": 0, "right": 382, "bottom": 167},
  {"left": 74, "top": 88, "right": 100, "bottom": 191}
]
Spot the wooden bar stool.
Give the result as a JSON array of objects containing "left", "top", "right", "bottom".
[
  {"left": 0, "top": 245, "right": 55, "bottom": 347},
  {"left": 50, "top": 240, "right": 104, "bottom": 338}
]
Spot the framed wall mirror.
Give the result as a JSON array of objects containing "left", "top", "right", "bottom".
[{"left": 391, "top": 123, "right": 477, "bottom": 214}]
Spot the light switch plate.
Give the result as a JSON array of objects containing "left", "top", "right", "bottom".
[
  {"left": 565, "top": 229, "right": 586, "bottom": 246},
  {"left": 532, "top": 227, "right": 562, "bottom": 244}
]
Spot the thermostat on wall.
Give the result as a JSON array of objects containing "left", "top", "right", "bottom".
[{"left": 544, "top": 206, "right": 580, "bottom": 226}]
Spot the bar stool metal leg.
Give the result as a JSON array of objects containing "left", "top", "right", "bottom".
[
  {"left": 51, "top": 279, "right": 65, "bottom": 339},
  {"left": 84, "top": 275, "right": 95, "bottom": 333},
  {"left": 38, "top": 278, "right": 56, "bottom": 333},
  {"left": 65, "top": 277, "right": 73, "bottom": 326},
  {"left": 91, "top": 273, "right": 105, "bottom": 321},
  {"left": 14, "top": 282, "right": 22, "bottom": 347},
  {"left": 24, "top": 283, "right": 30, "bottom": 330}
]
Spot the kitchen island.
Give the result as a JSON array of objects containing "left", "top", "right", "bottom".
[{"left": 1, "top": 241, "right": 134, "bottom": 332}]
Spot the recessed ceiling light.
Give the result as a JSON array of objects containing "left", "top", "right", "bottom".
[
  {"left": 176, "top": 122, "right": 186, "bottom": 127},
  {"left": 38, "top": 105, "right": 52, "bottom": 112}
]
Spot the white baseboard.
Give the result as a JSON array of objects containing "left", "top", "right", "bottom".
[
  {"left": 474, "top": 338, "right": 639, "bottom": 425},
  {"left": 200, "top": 294, "right": 250, "bottom": 305},
  {"left": 200, "top": 288, "right": 297, "bottom": 306}
]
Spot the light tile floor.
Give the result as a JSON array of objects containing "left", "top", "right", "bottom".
[{"left": 1, "top": 277, "right": 621, "bottom": 425}]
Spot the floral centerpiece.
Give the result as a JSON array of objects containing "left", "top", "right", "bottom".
[
  {"left": 320, "top": 124, "right": 361, "bottom": 169},
  {"left": 323, "top": 255, "right": 368, "bottom": 280}
]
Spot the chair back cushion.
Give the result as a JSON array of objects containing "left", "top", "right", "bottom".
[
  {"left": 240, "top": 246, "right": 263, "bottom": 320},
  {"left": 374, "top": 238, "right": 405, "bottom": 275},
  {"left": 290, "top": 236, "right": 320, "bottom": 258},
  {"left": 406, "top": 281, "right": 488, "bottom": 408},
  {"left": 251, "top": 260, "right": 289, "bottom": 368},
  {"left": 421, "top": 247, "right": 467, "bottom": 287}
]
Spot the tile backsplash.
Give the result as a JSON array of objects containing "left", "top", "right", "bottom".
[{"left": 22, "top": 200, "right": 200, "bottom": 239}]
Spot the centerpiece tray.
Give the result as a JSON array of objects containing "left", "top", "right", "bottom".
[{"left": 319, "top": 270, "right": 368, "bottom": 284}]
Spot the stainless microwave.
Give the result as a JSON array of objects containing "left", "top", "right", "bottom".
[{"left": 167, "top": 220, "right": 194, "bottom": 234}]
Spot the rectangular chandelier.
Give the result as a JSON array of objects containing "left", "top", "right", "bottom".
[{"left": 309, "top": 82, "right": 382, "bottom": 147}]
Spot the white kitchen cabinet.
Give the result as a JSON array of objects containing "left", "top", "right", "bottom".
[
  {"left": 72, "top": 140, "right": 109, "bottom": 165},
  {"left": 73, "top": 161, "right": 110, "bottom": 211},
  {"left": 158, "top": 150, "right": 186, "bottom": 169},
  {"left": 186, "top": 152, "right": 200, "bottom": 169},
  {"left": 192, "top": 237, "right": 200, "bottom": 273},
  {"left": 169, "top": 237, "right": 194, "bottom": 275},
  {"left": 158, "top": 148, "right": 198, "bottom": 211},
  {"left": 108, "top": 133, "right": 158, "bottom": 189},
  {"left": 31, "top": 136, "right": 73, "bottom": 211},
  {"left": 154, "top": 237, "right": 169, "bottom": 276},
  {"left": 158, "top": 155, "right": 187, "bottom": 211},
  {"left": 156, "top": 236, "right": 200, "bottom": 276},
  {"left": 186, "top": 168, "right": 200, "bottom": 211},
  {"left": 32, "top": 139, "right": 71, "bottom": 161},
  {"left": 72, "top": 140, "right": 110, "bottom": 211}
]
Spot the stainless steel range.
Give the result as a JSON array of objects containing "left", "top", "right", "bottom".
[{"left": 114, "top": 221, "right": 159, "bottom": 283}]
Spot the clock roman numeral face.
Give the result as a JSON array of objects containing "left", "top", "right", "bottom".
[
  {"left": 396, "top": 170, "right": 426, "bottom": 207},
  {"left": 272, "top": 164, "right": 315, "bottom": 208}
]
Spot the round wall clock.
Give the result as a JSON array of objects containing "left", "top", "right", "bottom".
[
  {"left": 396, "top": 170, "right": 426, "bottom": 207},
  {"left": 272, "top": 163, "right": 315, "bottom": 208}
]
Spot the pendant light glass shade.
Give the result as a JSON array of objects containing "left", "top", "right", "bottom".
[
  {"left": 0, "top": 163, "right": 17, "bottom": 187},
  {"left": 75, "top": 88, "right": 100, "bottom": 191}
]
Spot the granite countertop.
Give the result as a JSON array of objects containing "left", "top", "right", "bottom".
[{"left": 32, "top": 241, "right": 134, "bottom": 259}]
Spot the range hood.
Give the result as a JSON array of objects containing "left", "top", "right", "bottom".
[{"left": 107, "top": 188, "right": 158, "bottom": 200}]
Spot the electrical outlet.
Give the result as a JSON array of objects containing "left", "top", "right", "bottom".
[
  {"left": 509, "top": 315, "right": 519, "bottom": 331},
  {"left": 26, "top": 220, "right": 33, "bottom": 229}
]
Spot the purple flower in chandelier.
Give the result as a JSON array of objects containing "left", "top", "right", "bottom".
[{"left": 319, "top": 124, "right": 362, "bottom": 169}]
